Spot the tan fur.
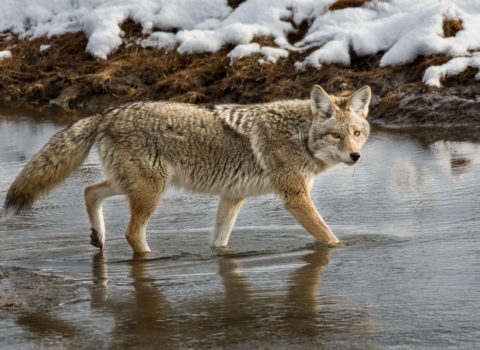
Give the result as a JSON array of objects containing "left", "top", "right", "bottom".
[
  {"left": 4, "top": 86, "right": 371, "bottom": 253},
  {"left": 5, "top": 117, "right": 99, "bottom": 216},
  {"left": 212, "top": 197, "right": 245, "bottom": 247}
]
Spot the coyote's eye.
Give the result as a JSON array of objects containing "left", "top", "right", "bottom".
[
  {"left": 331, "top": 133, "right": 342, "bottom": 139},
  {"left": 354, "top": 131, "right": 361, "bottom": 136}
]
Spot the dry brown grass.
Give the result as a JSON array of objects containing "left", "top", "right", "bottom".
[
  {"left": 227, "top": 0, "right": 246, "bottom": 10},
  {"left": 286, "top": 18, "right": 312, "bottom": 45},
  {"left": 3, "top": 29, "right": 387, "bottom": 107},
  {"left": 329, "top": 0, "right": 369, "bottom": 11},
  {"left": 0, "top": 22, "right": 479, "bottom": 122},
  {"left": 443, "top": 18, "right": 463, "bottom": 38},
  {"left": 120, "top": 19, "right": 148, "bottom": 40}
]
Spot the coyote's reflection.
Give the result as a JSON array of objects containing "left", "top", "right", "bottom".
[
  {"left": 90, "top": 252, "right": 175, "bottom": 348},
  {"left": 86, "top": 248, "right": 372, "bottom": 348},
  {"left": 14, "top": 249, "right": 372, "bottom": 348}
]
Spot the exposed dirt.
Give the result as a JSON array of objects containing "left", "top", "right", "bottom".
[
  {"left": 0, "top": 266, "right": 81, "bottom": 318},
  {"left": 0, "top": 13, "right": 479, "bottom": 130}
]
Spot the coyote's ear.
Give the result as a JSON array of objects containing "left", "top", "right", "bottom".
[
  {"left": 311, "top": 85, "right": 333, "bottom": 120},
  {"left": 349, "top": 86, "right": 371, "bottom": 118}
]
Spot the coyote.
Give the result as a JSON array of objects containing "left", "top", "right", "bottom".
[{"left": 4, "top": 85, "right": 371, "bottom": 253}]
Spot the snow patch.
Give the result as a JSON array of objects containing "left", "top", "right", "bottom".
[
  {"left": 423, "top": 53, "right": 480, "bottom": 87},
  {"left": 0, "top": 50, "right": 12, "bottom": 60},
  {"left": 1, "top": 0, "right": 480, "bottom": 84},
  {"left": 228, "top": 43, "right": 288, "bottom": 63},
  {"left": 141, "top": 32, "right": 178, "bottom": 49}
]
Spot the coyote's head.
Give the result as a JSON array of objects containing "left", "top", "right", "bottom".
[{"left": 308, "top": 85, "right": 371, "bottom": 166}]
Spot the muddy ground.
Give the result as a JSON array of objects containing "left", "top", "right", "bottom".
[{"left": 0, "top": 266, "right": 82, "bottom": 318}]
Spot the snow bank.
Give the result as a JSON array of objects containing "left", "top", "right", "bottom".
[
  {"left": 1, "top": 0, "right": 480, "bottom": 86},
  {"left": 228, "top": 43, "right": 289, "bottom": 63},
  {"left": 423, "top": 53, "right": 480, "bottom": 87}
]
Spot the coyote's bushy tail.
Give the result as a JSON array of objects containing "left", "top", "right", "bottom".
[{"left": 4, "top": 116, "right": 101, "bottom": 219}]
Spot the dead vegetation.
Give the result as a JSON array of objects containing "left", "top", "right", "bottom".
[
  {"left": 443, "top": 18, "right": 463, "bottom": 38},
  {"left": 0, "top": 15, "right": 479, "bottom": 128},
  {"left": 227, "top": 0, "right": 246, "bottom": 10},
  {"left": 329, "top": 0, "right": 370, "bottom": 11}
]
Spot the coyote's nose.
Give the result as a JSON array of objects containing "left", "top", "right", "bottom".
[{"left": 350, "top": 153, "right": 361, "bottom": 162}]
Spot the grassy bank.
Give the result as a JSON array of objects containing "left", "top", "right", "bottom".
[{"left": 0, "top": 15, "right": 479, "bottom": 128}]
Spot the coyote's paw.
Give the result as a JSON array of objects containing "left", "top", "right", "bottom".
[
  {"left": 311, "top": 240, "right": 345, "bottom": 249},
  {"left": 90, "top": 228, "right": 104, "bottom": 249}
]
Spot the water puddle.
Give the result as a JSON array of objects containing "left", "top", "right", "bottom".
[{"left": 1, "top": 111, "right": 479, "bottom": 349}]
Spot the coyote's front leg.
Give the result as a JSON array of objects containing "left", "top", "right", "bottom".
[
  {"left": 279, "top": 179, "right": 339, "bottom": 245},
  {"left": 211, "top": 197, "right": 245, "bottom": 248},
  {"left": 284, "top": 192, "right": 339, "bottom": 244}
]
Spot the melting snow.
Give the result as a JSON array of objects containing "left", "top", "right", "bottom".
[
  {"left": 0, "top": 50, "right": 12, "bottom": 60},
  {"left": 1, "top": 0, "right": 480, "bottom": 86}
]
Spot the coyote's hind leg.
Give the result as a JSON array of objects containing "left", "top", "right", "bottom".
[{"left": 85, "top": 180, "right": 121, "bottom": 249}]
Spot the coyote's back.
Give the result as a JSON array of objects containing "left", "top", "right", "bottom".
[{"left": 4, "top": 85, "right": 371, "bottom": 253}]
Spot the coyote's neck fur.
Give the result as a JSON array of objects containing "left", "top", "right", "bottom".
[{"left": 211, "top": 100, "right": 326, "bottom": 174}]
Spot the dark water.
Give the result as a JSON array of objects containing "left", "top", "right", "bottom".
[{"left": 0, "top": 111, "right": 479, "bottom": 349}]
